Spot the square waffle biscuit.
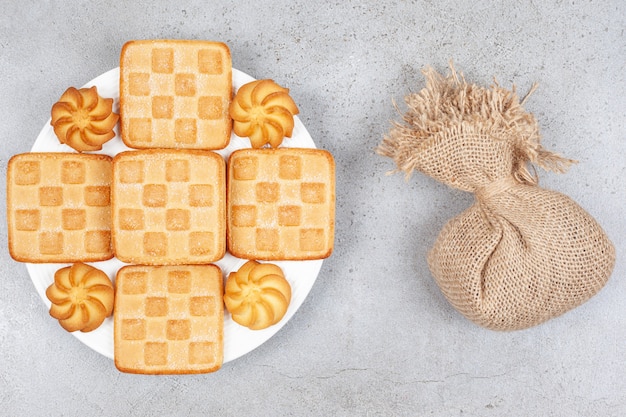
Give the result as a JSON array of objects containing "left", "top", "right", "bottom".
[
  {"left": 114, "top": 264, "right": 224, "bottom": 374},
  {"left": 112, "top": 149, "right": 226, "bottom": 265},
  {"left": 7, "top": 153, "right": 113, "bottom": 263},
  {"left": 227, "top": 148, "right": 335, "bottom": 260},
  {"left": 120, "top": 40, "right": 232, "bottom": 150}
]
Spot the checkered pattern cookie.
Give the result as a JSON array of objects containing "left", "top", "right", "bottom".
[
  {"left": 112, "top": 149, "right": 226, "bottom": 265},
  {"left": 7, "top": 153, "right": 113, "bottom": 263},
  {"left": 120, "top": 40, "right": 232, "bottom": 150},
  {"left": 114, "top": 264, "right": 223, "bottom": 374},
  {"left": 227, "top": 148, "right": 335, "bottom": 260}
]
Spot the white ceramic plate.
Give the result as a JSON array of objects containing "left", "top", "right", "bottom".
[{"left": 27, "top": 67, "right": 323, "bottom": 363}]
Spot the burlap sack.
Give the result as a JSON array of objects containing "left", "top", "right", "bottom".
[{"left": 378, "top": 65, "right": 615, "bottom": 330}]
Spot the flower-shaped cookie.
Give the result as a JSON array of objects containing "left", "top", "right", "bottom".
[
  {"left": 229, "top": 79, "right": 299, "bottom": 148},
  {"left": 45, "top": 262, "right": 114, "bottom": 332},
  {"left": 224, "top": 260, "right": 292, "bottom": 330},
  {"left": 51, "top": 86, "right": 119, "bottom": 152}
]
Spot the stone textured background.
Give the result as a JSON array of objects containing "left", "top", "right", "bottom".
[{"left": 1, "top": 1, "right": 624, "bottom": 415}]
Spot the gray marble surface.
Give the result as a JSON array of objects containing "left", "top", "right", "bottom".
[{"left": 1, "top": 1, "right": 624, "bottom": 415}]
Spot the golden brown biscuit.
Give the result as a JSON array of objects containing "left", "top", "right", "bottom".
[
  {"left": 119, "top": 40, "right": 232, "bottom": 150},
  {"left": 229, "top": 79, "right": 299, "bottom": 148},
  {"left": 114, "top": 264, "right": 223, "bottom": 374},
  {"left": 111, "top": 149, "right": 226, "bottom": 265},
  {"left": 51, "top": 86, "right": 119, "bottom": 152},
  {"left": 7, "top": 153, "right": 113, "bottom": 263},
  {"left": 224, "top": 260, "right": 291, "bottom": 330},
  {"left": 46, "top": 262, "right": 114, "bottom": 332},
  {"left": 227, "top": 148, "right": 335, "bottom": 260}
]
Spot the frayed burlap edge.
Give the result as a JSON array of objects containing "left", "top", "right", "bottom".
[{"left": 376, "top": 62, "right": 576, "bottom": 185}]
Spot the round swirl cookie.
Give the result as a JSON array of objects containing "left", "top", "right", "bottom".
[
  {"left": 224, "top": 260, "right": 292, "bottom": 330},
  {"left": 45, "top": 262, "right": 114, "bottom": 333},
  {"left": 229, "top": 79, "right": 299, "bottom": 148},
  {"left": 51, "top": 86, "right": 119, "bottom": 152}
]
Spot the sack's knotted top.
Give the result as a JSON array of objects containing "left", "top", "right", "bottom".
[{"left": 377, "top": 63, "right": 576, "bottom": 194}]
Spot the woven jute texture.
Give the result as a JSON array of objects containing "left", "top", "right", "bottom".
[{"left": 378, "top": 64, "right": 615, "bottom": 330}]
